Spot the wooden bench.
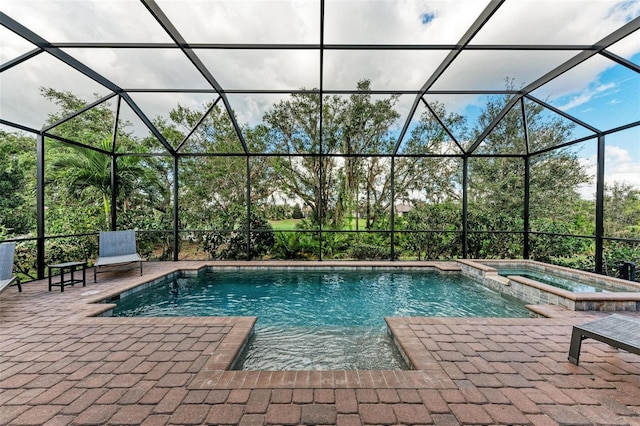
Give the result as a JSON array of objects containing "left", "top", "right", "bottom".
[{"left": 568, "top": 314, "right": 640, "bottom": 365}]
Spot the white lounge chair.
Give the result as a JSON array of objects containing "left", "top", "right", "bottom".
[
  {"left": 0, "top": 242, "right": 20, "bottom": 293},
  {"left": 94, "top": 230, "right": 143, "bottom": 282}
]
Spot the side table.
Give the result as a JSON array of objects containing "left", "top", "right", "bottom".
[{"left": 48, "top": 261, "right": 87, "bottom": 292}]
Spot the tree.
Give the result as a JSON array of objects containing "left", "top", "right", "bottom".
[
  {"left": 599, "top": 182, "right": 640, "bottom": 275},
  {"left": 603, "top": 182, "right": 640, "bottom": 238},
  {"left": 291, "top": 204, "right": 304, "bottom": 219},
  {"left": 337, "top": 80, "right": 400, "bottom": 229},
  {"left": 466, "top": 92, "right": 591, "bottom": 258},
  {"left": 202, "top": 211, "right": 275, "bottom": 260},
  {"left": 395, "top": 102, "right": 466, "bottom": 259},
  {"left": 262, "top": 80, "right": 400, "bottom": 229},
  {"left": 262, "top": 91, "right": 343, "bottom": 227},
  {"left": 42, "top": 88, "right": 167, "bottom": 231},
  {"left": 395, "top": 84, "right": 593, "bottom": 260},
  {"left": 13, "top": 83, "right": 604, "bottom": 264},
  {"left": 42, "top": 88, "right": 115, "bottom": 149},
  {"left": 0, "top": 131, "right": 36, "bottom": 236},
  {"left": 155, "top": 101, "right": 279, "bottom": 259},
  {"left": 396, "top": 101, "right": 466, "bottom": 204},
  {"left": 469, "top": 90, "right": 590, "bottom": 226},
  {"left": 159, "top": 103, "right": 271, "bottom": 230},
  {"left": 401, "top": 201, "right": 461, "bottom": 260},
  {"left": 48, "top": 138, "right": 159, "bottom": 227}
]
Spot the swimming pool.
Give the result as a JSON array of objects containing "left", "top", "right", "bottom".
[{"left": 110, "top": 268, "right": 529, "bottom": 370}]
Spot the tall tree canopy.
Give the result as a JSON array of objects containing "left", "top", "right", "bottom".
[
  {"left": 4, "top": 81, "right": 636, "bottom": 270},
  {"left": 42, "top": 89, "right": 166, "bottom": 231},
  {"left": 262, "top": 80, "right": 400, "bottom": 228},
  {"left": 0, "top": 131, "right": 36, "bottom": 236}
]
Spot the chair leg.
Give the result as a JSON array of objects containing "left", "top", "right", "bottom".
[
  {"left": 140, "top": 261, "right": 143, "bottom": 276},
  {"left": 94, "top": 266, "right": 97, "bottom": 283},
  {"left": 568, "top": 327, "right": 584, "bottom": 365}
]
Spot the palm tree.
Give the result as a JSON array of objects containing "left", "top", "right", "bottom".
[{"left": 48, "top": 138, "right": 159, "bottom": 227}]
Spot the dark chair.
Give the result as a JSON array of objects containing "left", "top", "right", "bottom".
[{"left": 568, "top": 314, "right": 640, "bottom": 365}]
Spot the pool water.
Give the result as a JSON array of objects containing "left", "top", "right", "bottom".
[
  {"left": 111, "top": 269, "right": 529, "bottom": 370},
  {"left": 498, "top": 269, "right": 616, "bottom": 293},
  {"left": 234, "top": 325, "right": 409, "bottom": 370}
]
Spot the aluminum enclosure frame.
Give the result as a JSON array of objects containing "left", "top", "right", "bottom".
[{"left": 1, "top": 2, "right": 639, "bottom": 277}]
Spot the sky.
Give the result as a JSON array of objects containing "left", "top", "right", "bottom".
[{"left": 1, "top": 0, "right": 639, "bottom": 197}]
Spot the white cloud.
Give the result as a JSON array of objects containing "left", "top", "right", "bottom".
[
  {"left": 577, "top": 145, "right": 640, "bottom": 200},
  {"left": 324, "top": 0, "right": 487, "bottom": 44},
  {"left": 1, "top": 0, "right": 171, "bottom": 43},
  {"left": 158, "top": 0, "right": 320, "bottom": 44},
  {"left": 472, "top": 0, "right": 640, "bottom": 45},
  {"left": 557, "top": 82, "right": 616, "bottom": 111},
  {"left": 605, "top": 146, "right": 640, "bottom": 188},
  {"left": 0, "top": 52, "right": 112, "bottom": 129},
  {"left": 1, "top": 0, "right": 638, "bottom": 131}
]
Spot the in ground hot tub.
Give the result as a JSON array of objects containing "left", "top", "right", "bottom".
[{"left": 458, "top": 259, "right": 640, "bottom": 311}]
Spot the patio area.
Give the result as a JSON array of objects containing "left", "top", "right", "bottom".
[{"left": 1, "top": 262, "right": 639, "bottom": 425}]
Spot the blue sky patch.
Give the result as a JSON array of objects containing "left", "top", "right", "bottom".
[{"left": 421, "top": 12, "right": 436, "bottom": 24}]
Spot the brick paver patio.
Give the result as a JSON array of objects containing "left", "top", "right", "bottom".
[{"left": 1, "top": 261, "right": 639, "bottom": 425}]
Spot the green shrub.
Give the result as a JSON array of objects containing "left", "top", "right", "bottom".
[
  {"left": 202, "top": 212, "right": 275, "bottom": 260},
  {"left": 270, "top": 232, "right": 315, "bottom": 259},
  {"left": 350, "top": 243, "right": 390, "bottom": 260},
  {"left": 291, "top": 204, "right": 304, "bottom": 219}
]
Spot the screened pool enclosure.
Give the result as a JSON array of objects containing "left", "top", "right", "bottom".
[{"left": 1, "top": 1, "right": 639, "bottom": 281}]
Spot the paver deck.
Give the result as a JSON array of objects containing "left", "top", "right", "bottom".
[{"left": 1, "top": 261, "right": 639, "bottom": 425}]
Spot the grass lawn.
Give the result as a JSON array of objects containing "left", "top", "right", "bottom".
[
  {"left": 269, "top": 218, "right": 368, "bottom": 231},
  {"left": 269, "top": 219, "right": 302, "bottom": 230}
]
